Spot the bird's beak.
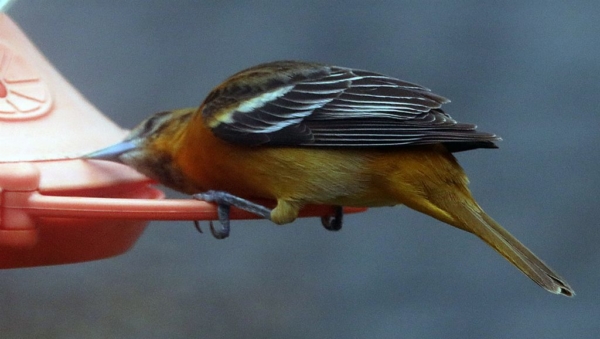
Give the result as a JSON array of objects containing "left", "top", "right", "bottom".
[{"left": 82, "top": 140, "right": 137, "bottom": 163}]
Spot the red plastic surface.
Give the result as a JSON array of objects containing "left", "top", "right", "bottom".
[
  {"left": 0, "top": 13, "right": 158, "bottom": 267},
  {"left": 0, "top": 14, "right": 128, "bottom": 163}
]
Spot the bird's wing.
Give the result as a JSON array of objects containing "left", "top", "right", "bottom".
[{"left": 201, "top": 61, "right": 500, "bottom": 152}]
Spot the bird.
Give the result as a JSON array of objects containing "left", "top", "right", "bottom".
[{"left": 84, "top": 60, "right": 574, "bottom": 296}]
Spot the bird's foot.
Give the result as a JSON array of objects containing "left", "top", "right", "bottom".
[
  {"left": 193, "top": 190, "right": 272, "bottom": 239},
  {"left": 321, "top": 205, "right": 343, "bottom": 231}
]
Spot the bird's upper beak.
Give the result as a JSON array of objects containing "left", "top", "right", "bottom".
[{"left": 82, "top": 140, "right": 137, "bottom": 163}]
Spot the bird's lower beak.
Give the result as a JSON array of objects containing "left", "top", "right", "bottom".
[{"left": 82, "top": 140, "right": 137, "bottom": 163}]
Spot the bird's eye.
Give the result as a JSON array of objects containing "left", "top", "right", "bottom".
[
  {"left": 140, "top": 111, "right": 172, "bottom": 136},
  {"left": 143, "top": 116, "right": 157, "bottom": 133}
]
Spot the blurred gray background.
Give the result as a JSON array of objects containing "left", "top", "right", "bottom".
[{"left": 2, "top": 1, "right": 599, "bottom": 338}]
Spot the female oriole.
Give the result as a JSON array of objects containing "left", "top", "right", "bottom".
[{"left": 86, "top": 60, "right": 573, "bottom": 296}]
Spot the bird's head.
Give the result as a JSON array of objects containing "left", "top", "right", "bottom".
[{"left": 83, "top": 107, "right": 196, "bottom": 168}]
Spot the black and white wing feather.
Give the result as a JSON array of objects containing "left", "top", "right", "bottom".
[{"left": 202, "top": 61, "right": 500, "bottom": 152}]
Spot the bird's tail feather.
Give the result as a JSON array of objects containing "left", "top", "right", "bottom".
[
  {"left": 463, "top": 201, "right": 573, "bottom": 296},
  {"left": 407, "top": 190, "right": 574, "bottom": 296}
]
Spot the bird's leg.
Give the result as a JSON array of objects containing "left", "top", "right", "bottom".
[
  {"left": 193, "top": 190, "right": 272, "bottom": 239},
  {"left": 194, "top": 190, "right": 342, "bottom": 236},
  {"left": 321, "top": 205, "right": 343, "bottom": 231},
  {"left": 194, "top": 190, "right": 272, "bottom": 218}
]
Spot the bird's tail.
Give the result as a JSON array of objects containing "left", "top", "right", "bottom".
[{"left": 403, "top": 188, "right": 574, "bottom": 296}]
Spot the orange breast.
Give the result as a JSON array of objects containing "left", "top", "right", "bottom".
[{"left": 173, "top": 116, "right": 385, "bottom": 203}]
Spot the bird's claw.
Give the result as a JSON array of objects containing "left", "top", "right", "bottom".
[
  {"left": 192, "top": 209, "right": 230, "bottom": 239},
  {"left": 193, "top": 220, "right": 203, "bottom": 233},
  {"left": 210, "top": 204, "right": 231, "bottom": 239},
  {"left": 321, "top": 205, "right": 343, "bottom": 231},
  {"left": 193, "top": 190, "right": 271, "bottom": 239}
]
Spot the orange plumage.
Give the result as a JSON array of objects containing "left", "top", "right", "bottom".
[{"left": 85, "top": 61, "right": 573, "bottom": 296}]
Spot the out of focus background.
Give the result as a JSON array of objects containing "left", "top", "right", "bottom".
[{"left": 2, "top": 1, "right": 599, "bottom": 338}]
